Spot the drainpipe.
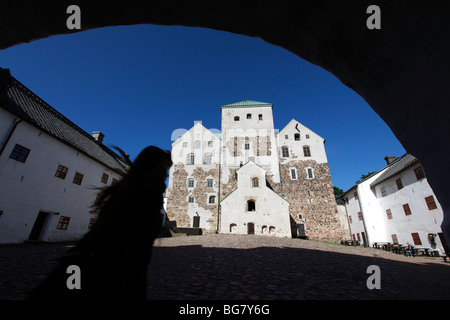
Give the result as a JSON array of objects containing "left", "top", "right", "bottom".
[
  {"left": 216, "top": 135, "right": 222, "bottom": 234},
  {"left": 356, "top": 185, "right": 370, "bottom": 247},
  {"left": 0, "top": 118, "right": 22, "bottom": 157}
]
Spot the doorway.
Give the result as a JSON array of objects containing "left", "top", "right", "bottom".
[
  {"left": 247, "top": 222, "right": 255, "bottom": 235},
  {"left": 28, "top": 211, "right": 51, "bottom": 241},
  {"left": 193, "top": 215, "right": 200, "bottom": 228}
]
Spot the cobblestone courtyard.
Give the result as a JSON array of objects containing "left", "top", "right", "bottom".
[{"left": 1, "top": 234, "right": 450, "bottom": 300}]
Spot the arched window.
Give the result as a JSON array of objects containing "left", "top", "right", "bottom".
[
  {"left": 247, "top": 200, "right": 256, "bottom": 211},
  {"left": 252, "top": 178, "right": 259, "bottom": 187},
  {"left": 258, "top": 114, "right": 263, "bottom": 120},
  {"left": 303, "top": 145, "right": 311, "bottom": 157},
  {"left": 234, "top": 116, "right": 240, "bottom": 121},
  {"left": 281, "top": 146, "right": 289, "bottom": 157},
  {"left": 247, "top": 113, "right": 252, "bottom": 119},
  {"left": 269, "top": 226, "right": 276, "bottom": 234},
  {"left": 230, "top": 223, "right": 237, "bottom": 233},
  {"left": 294, "top": 133, "right": 300, "bottom": 141},
  {"left": 209, "top": 195, "right": 216, "bottom": 204},
  {"left": 188, "top": 195, "right": 195, "bottom": 203},
  {"left": 186, "top": 153, "right": 195, "bottom": 165}
]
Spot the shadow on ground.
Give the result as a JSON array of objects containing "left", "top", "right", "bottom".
[
  {"left": 148, "top": 244, "right": 450, "bottom": 300},
  {"left": 1, "top": 240, "right": 449, "bottom": 300}
]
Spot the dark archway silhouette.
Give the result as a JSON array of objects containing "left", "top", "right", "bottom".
[{"left": 1, "top": 1, "right": 449, "bottom": 242}]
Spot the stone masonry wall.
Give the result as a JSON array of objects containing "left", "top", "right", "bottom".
[{"left": 280, "top": 160, "right": 349, "bottom": 242}]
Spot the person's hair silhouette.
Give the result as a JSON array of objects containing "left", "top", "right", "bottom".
[{"left": 28, "top": 146, "right": 172, "bottom": 299}]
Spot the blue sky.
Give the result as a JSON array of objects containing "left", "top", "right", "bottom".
[{"left": 0, "top": 24, "right": 405, "bottom": 192}]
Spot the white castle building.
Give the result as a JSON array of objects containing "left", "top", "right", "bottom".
[
  {"left": 0, "top": 68, "right": 128, "bottom": 244},
  {"left": 166, "top": 100, "right": 348, "bottom": 241}
]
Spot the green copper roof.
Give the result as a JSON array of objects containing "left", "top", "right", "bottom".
[{"left": 221, "top": 100, "right": 271, "bottom": 107}]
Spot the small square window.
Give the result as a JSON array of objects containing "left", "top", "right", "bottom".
[
  {"left": 285, "top": 135, "right": 289, "bottom": 139},
  {"left": 425, "top": 196, "right": 437, "bottom": 210},
  {"left": 258, "top": 114, "right": 263, "bottom": 120},
  {"left": 101, "top": 173, "right": 109, "bottom": 184},
  {"left": 306, "top": 134, "right": 310, "bottom": 139},
  {"left": 381, "top": 187, "right": 387, "bottom": 197},
  {"left": 183, "top": 142, "right": 188, "bottom": 148},
  {"left": 55, "top": 165, "right": 68, "bottom": 179},
  {"left": 208, "top": 141, "right": 213, "bottom": 147},
  {"left": 9, "top": 144, "right": 30, "bottom": 163},
  {"left": 72, "top": 172, "right": 84, "bottom": 185},
  {"left": 414, "top": 166, "right": 425, "bottom": 180},
  {"left": 57, "top": 216, "right": 70, "bottom": 230},
  {"left": 403, "top": 203, "right": 412, "bottom": 216}
]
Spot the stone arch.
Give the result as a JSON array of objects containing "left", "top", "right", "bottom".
[{"left": 1, "top": 2, "right": 449, "bottom": 241}]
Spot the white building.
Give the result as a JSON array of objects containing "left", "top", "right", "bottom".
[
  {"left": 342, "top": 154, "right": 448, "bottom": 254},
  {"left": 0, "top": 68, "right": 129, "bottom": 243},
  {"left": 166, "top": 100, "right": 348, "bottom": 241}
]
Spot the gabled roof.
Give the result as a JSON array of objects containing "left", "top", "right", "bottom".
[
  {"left": 0, "top": 68, "right": 129, "bottom": 174},
  {"left": 221, "top": 100, "right": 272, "bottom": 107},
  {"left": 370, "top": 154, "right": 418, "bottom": 187},
  {"left": 279, "top": 118, "right": 324, "bottom": 141}
]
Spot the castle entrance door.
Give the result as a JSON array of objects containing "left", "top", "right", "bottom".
[{"left": 247, "top": 222, "right": 255, "bottom": 235}]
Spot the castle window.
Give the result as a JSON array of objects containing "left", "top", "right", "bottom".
[
  {"left": 403, "top": 203, "right": 412, "bottom": 216},
  {"left": 208, "top": 141, "right": 213, "bottom": 147},
  {"left": 258, "top": 114, "right": 263, "bottom": 120},
  {"left": 57, "top": 216, "right": 70, "bottom": 230},
  {"left": 303, "top": 146, "right": 311, "bottom": 157},
  {"left": 396, "top": 178, "right": 403, "bottom": 190},
  {"left": 306, "top": 168, "right": 314, "bottom": 179},
  {"left": 208, "top": 195, "right": 216, "bottom": 204},
  {"left": 203, "top": 153, "right": 212, "bottom": 164},
  {"left": 207, "top": 178, "right": 214, "bottom": 188},
  {"left": 281, "top": 146, "right": 289, "bottom": 157},
  {"left": 285, "top": 135, "right": 289, "bottom": 139},
  {"left": 414, "top": 166, "right": 425, "bottom": 180},
  {"left": 245, "top": 143, "right": 250, "bottom": 150},
  {"left": 194, "top": 140, "right": 201, "bottom": 149},
  {"left": 252, "top": 178, "right": 259, "bottom": 187},
  {"left": 306, "top": 134, "right": 310, "bottom": 139},
  {"left": 186, "top": 153, "right": 195, "bottom": 165},
  {"left": 188, "top": 178, "right": 194, "bottom": 188},
  {"left": 101, "top": 173, "right": 109, "bottom": 184},
  {"left": 234, "top": 116, "right": 240, "bottom": 121},
  {"left": 247, "top": 200, "right": 256, "bottom": 212},
  {"left": 290, "top": 168, "right": 297, "bottom": 180},
  {"left": 294, "top": 133, "right": 300, "bottom": 141},
  {"left": 386, "top": 209, "right": 393, "bottom": 219},
  {"left": 230, "top": 223, "right": 237, "bottom": 232},
  {"left": 425, "top": 195, "right": 437, "bottom": 210},
  {"left": 188, "top": 195, "right": 195, "bottom": 203},
  {"left": 10, "top": 144, "right": 30, "bottom": 163},
  {"left": 182, "top": 142, "right": 188, "bottom": 148},
  {"left": 247, "top": 113, "right": 252, "bottom": 119},
  {"left": 55, "top": 165, "right": 69, "bottom": 179},
  {"left": 72, "top": 172, "right": 84, "bottom": 185}
]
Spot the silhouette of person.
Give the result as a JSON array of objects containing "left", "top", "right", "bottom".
[{"left": 28, "top": 146, "right": 172, "bottom": 299}]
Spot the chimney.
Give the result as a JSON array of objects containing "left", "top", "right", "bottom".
[
  {"left": 92, "top": 131, "right": 105, "bottom": 144},
  {"left": 384, "top": 155, "right": 396, "bottom": 165}
]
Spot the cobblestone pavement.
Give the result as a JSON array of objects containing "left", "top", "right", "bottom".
[{"left": 1, "top": 234, "right": 450, "bottom": 300}]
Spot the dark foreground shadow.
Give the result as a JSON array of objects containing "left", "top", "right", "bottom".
[
  {"left": 147, "top": 244, "right": 450, "bottom": 300},
  {"left": 1, "top": 242, "right": 450, "bottom": 300}
]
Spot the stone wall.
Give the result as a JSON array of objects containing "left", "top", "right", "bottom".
[{"left": 280, "top": 160, "right": 349, "bottom": 242}]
